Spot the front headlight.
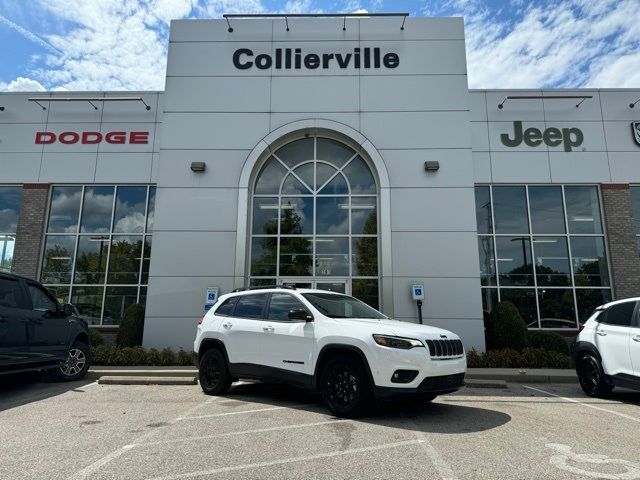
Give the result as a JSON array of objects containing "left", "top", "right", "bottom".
[{"left": 373, "top": 334, "right": 424, "bottom": 349}]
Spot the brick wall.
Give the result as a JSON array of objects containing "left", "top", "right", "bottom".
[
  {"left": 601, "top": 184, "right": 640, "bottom": 299},
  {"left": 11, "top": 184, "right": 49, "bottom": 280}
]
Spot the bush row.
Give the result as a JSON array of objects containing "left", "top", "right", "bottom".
[
  {"left": 91, "top": 345, "right": 194, "bottom": 366},
  {"left": 467, "top": 347, "right": 572, "bottom": 369}
]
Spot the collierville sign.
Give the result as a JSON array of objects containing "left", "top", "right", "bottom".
[
  {"left": 35, "top": 131, "right": 149, "bottom": 145},
  {"left": 232, "top": 47, "right": 400, "bottom": 70},
  {"left": 501, "top": 121, "right": 584, "bottom": 152}
]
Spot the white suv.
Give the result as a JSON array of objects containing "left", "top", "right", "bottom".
[
  {"left": 574, "top": 298, "right": 640, "bottom": 397},
  {"left": 194, "top": 286, "right": 467, "bottom": 417}
]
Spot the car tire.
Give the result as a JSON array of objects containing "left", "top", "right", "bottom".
[
  {"left": 577, "top": 353, "right": 613, "bottom": 397},
  {"left": 320, "top": 355, "right": 373, "bottom": 418},
  {"left": 199, "top": 349, "right": 231, "bottom": 395},
  {"left": 52, "top": 341, "right": 91, "bottom": 382}
]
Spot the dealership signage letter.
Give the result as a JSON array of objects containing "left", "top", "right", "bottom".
[{"left": 501, "top": 121, "right": 583, "bottom": 152}]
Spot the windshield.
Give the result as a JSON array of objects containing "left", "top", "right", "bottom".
[{"left": 302, "top": 292, "right": 387, "bottom": 319}]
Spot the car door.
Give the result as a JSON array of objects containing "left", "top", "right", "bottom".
[
  {"left": 220, "top": 293, "right": 266, "bottom": 376},
  {"left": 26, "top": 282, "right": 69, "bottom": 361},
  {"left": 0, "top": 275, "right": 31, "bottom": 366},
  {"left": 260, "top": 292, "right": 315, "bottom": 379},
  {"left": 630, "top": 306, "right": 640, "bottom": 378},
  {"left": 595, "top": 301, "right": 635, "bottom": 377}
]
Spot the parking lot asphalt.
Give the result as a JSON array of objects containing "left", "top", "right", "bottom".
[{"left": 1, "top": 373, "right": 640, "bottom": 480}]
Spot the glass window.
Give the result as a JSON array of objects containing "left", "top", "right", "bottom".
[
  {"left": 351, "top": 198, "right": 377, "bottom": 235},
  {"left": 0, "top": 277, "right": 23, "bottom": 309},
  {"left": 233, "top": 293, "right": 268, "bottom": 319},
  {"left": 529, "top": 186, "right": 565, "bottom": 234},
  {"left": 344, "top": 156, "right": 376, "bottom": 194},
  {"left": 352, "top": 279, "right": 379, "bottom": 310},
  {"left": 113, "top": 186, "right": 147, "bottom": 233},
  {"left": 533, "top": 237, "right": 571, "bottom": 286},
  {"left": 604, "top": 301, "right": 636, "bottom": 327},
  {"left": 317, "top": 138, "right": 355, "bottom": 168},
  {"left": 302, "top": 292, "right": 386, "bottom": 319},
  {"left": 281, "top": 198, "right": 313, "bottom": 234},
  {"left": 537, "top": 289, "right": 576, "bottom": 329},
  {"left": 252, "top": 198, "right": 278, "bottom": 235},
  {"left": 42, "top": 185, "right": 154, "bottom": 326},
  {"left": 79, "top": 186, "right": 114, "bottom": 234},
  {"left": 571, "top": 237, "right": 609, "bottom": 286},
  {"left": 315, "top": 238, "right": 349, "bottom": 277},
  {"left": 496, "top": 236, "right": 533, "bottom": 286},
  {"left": 564, "top": 186, "right": 602, "bottom": 234},
  {"left": 478, "top": 237, "right": 496, "bottom": 286},
  {"left": 215, "top": 297, "right": 238, "bottom": 316},
  {"left": 250, "top": 238, "right": 277, "bottom": 276},
  {"left": 500, "top": 289, "right": 538, "bottom": 327},
  {"left": 0, "top": 186, "right": 22, "bottom": 234},
  {"left": 576, "top": 289, "right": 612, "bottom": 324},
  {"left": 474, "top": 186, "right": 492, "bottom": 234},
  {"left": 274, "top": 138, "right": 314, "bottom": 168},
  {"left": 27, "top": 284, "right": 57, "bottom": 312},
  {"left": 480, "top": 288, "right": 498, "bottom": 319},
  {"left": 492, "top": 186, "right": 529, "bottom": 234},
  {"left": 255, "top": 158, "right": 288, "bottom": 194},
  {"left": 352, "top": 238, "right": 377, "bottom": 276},
  {"left": 316, "top": 197, "right": 348, "bottom": 235},
  {"left": 47, "top": 286, "right": 70, "bottom": 305},
  {"left": 0, "top": 235, "right": 16, "bottom": 272},
  {"left": 279, "top": 237, "right": 313, "bottom": 276},
  {"left": 47, "top": 186, "right": 82, "bottom": 233},
  {"left": 267, "top": 293, "right": 308, "bottom": 320}
]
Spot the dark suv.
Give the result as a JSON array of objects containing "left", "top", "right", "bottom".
[{"left": 0, "top": 272, "right": 91, "bottom": 381}]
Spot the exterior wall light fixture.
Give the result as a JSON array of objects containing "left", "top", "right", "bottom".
[
  {"left": 190, "top": 162, "right": 206, "bottom": 173},
  {"left": 424, "top": 161, "right": 440, "bottom": 172}
]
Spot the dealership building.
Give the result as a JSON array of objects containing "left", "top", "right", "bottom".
[{"left": 1, "top": 16, "right": 640, "bottom": 352}]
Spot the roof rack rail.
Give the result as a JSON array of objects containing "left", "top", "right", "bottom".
[{"left": 232, "top": 285, "right": 297, "bottom": 292}]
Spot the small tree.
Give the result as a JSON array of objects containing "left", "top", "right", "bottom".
[
  {"left": 116, "top": 303, "right": 145, "bottom": 348},
  {"left": 485, "top": 301, "right": 528, "bottom": 351}
]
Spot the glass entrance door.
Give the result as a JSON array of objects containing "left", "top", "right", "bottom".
[{"left": 280, "top": 279, "right": 348, "bottom": 294}]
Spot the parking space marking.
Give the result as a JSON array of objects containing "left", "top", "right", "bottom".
[
  {"left": 405, "top": 417, "right": 458, "bottom": 480},
  {"left": 144, "top": 439, "right": 425, "bottom": 480},
  {"left": 547, "top": 443, "right": 640, "bottom": 479},
  {"left": 70, "top": 396, "right": 221, "bottom": 480},
  {"left": 141, "top": 418, "right": 353, "bottom": 447},
  {"left": 523, "top": 386, "right": 640, "bottom": 423},
  {"left": 179, "top": 404, "right": 312, "bottom": 421}
]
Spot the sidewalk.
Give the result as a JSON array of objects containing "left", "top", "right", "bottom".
[{"left": 88, "top": 366, "right": 578, "bottom": 384}]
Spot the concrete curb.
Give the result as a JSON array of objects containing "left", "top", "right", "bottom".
[
  {"left": 87, "top": 369, "right": 197, "bottom": 380},
  {"left": 465, "top": 379, "right": 507, "bottom": 389},
  {"left": 97, "top": 376, "right": 197, "bottom": 386}
]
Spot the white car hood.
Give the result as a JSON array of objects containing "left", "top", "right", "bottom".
[{"left": 342, "top": 318, "right": 459, "bottom": 340}]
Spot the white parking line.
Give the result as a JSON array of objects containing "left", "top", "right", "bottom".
[
  {"left": 405, "top": 418, "right": 458, "bottom": 480},
  {"left": 70, "top": 396, "right": 221, "bottom": 480},
  {"left": 179, "top": 404, "right": 311, "bottom": 421},
  {"left": 145, "top": 439, "right": 425, "bottom": 480},
  {"left": 523, "top": 385, "right": 640, "bottom": 423},
  {"left": 141, "top": 418, "right": 353, "bottom": 447}
]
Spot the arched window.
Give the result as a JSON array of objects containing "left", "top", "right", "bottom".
[{"left": 249, "top": 136, "right": 380, "bottom": 308}]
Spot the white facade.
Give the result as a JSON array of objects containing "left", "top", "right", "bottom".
[{"left": 1, "top": 16, "right": 639, "bottom": 352}]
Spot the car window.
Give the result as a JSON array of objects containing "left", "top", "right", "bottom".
[
  {"left": 302, "top": 292, "right": 387, "bottom": 319},
  {"left": 215, "top": 297, "right": 238, "bottom": 316},
  {"left": 232, "top": 293, "right": 268, "bottom": 319},
  {"left": 27, "top": 284, "right": 57, "bottom": 312},
  {"left": 267, "top": 293, "right": 309, "bottom": 321},
  {"left": 0, "top": 277, "right": 23, "bottom": 309},
  {"left": 603, "top": 302, "right": 636, "bottom": 327}
]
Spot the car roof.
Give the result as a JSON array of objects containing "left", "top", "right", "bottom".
[
  {"left": 598, "top": 297, "right": 640, "bottom": 309},
  {"left": 225, "top": 287, "right": 343, "bottom": 296}
]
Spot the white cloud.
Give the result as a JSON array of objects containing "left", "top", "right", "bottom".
[
  {"left": 1, "top": 76, "right": 46, "bottom": 91},
  {"left": 0, "top": 13, "right": 61, "bottom": 54}
]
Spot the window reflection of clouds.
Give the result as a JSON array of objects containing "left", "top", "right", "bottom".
[
  {"left": 316, "top": 197, "right": 348, "bottom": 235},
  {"left": 48, "top": 186, "right": 83, "bottom": 233},
  {"left": 281, "top": 197, "right": 313, "bottom": 234},
  {"left": 80, "top": 186, "right": 115, "bottom": 234},
  {"left": 113, "top": 186, "right": 147, "bottom": 233},
  {"left": 0, "top": 187, "right": 22, "bottom": 233},
  {"left": 344, "top": 157, "right": 376, "bottom": 194}
]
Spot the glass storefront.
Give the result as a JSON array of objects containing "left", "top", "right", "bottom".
[
  {"left": 476, "top": 185, "right": 611, "bottom": 329},
  {"left": 41, "top": 185, "right": 155, "bottom": 325},
  {"left": 0, "top": 186, "right": 22, "bottom": 273},
  {"left": 249, "top": 137, "right": 380, "bottom": 308}
]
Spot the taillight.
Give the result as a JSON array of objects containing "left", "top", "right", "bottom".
[{"left": 198, "top": 316, "right": 204, "bottom": 325}]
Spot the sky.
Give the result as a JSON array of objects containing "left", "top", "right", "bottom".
[{"left": 0, "top": 0, "right": 638, "bottom": 92}]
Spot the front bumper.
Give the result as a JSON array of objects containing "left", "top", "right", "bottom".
[{"left": 374, "top": 372, "right": 466, "bottom": 399}]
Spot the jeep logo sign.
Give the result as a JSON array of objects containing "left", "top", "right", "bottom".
[{"left": 501, "top": 121, "right": 584, "bottom": 152}]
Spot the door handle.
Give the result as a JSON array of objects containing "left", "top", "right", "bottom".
[
  {"left": 633, "top": 335, "right": 640, "bottom": 343},
  {"left": 596, "top": 331, "right": 607, "bottom": 336},
  {"left": 222, "top": 322, "right": 232, "bottom": 329},
  {"left": 263, "top": 325, "right": 275, "bottom": 333}
]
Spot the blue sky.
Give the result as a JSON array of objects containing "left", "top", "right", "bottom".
[{"left": 0, "top": 0, "right": 638, "bottom": 91}]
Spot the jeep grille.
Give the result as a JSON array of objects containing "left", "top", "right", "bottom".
[{"left": 425, "top": 339, "right": 464, "bottom": 357}]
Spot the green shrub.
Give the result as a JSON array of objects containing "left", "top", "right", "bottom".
[
  {"left": 88, "top": 328, "right": 104, "bottom": 347},
  {"left": 528, "top": 331, "right": 570, "bottom": 355},
  {"left": 466, "top": 347, "right": 571, "bottom": 369},
  {"left": 177, "top": 349, "right": 194, "bottom": 366},
  {"left": 91, "top": 346, "right": 120, "bottom": 366},
  {"left": 119, "top": 346, "right": 148, "bottom": 366},
  {"left": 116, "top": 303, "right": 145, "bottom": 348},
  {"left": 146, "top": 348, "right": 161, "bottom": 366},
  {"left": 485, "top": 301, "right": 529, "bottom": 351},
  {"left": 158, "top": 347, "right": 176, "bottom": 366}
]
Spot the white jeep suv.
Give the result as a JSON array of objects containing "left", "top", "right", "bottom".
[
  {"left": 574, "top": 297, "right": 640, "bottom": 397},
  {"left": 194, "top": 286, "right": 466, "bottom": 417}
]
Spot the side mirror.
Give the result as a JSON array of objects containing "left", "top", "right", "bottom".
[
  {"left": 61, "top": 303, "right": 74, "bottom": 317},
  {"left": 288, "top": 309, "right": 313, "bottom": 322}
]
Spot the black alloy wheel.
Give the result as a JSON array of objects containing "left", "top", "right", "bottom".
[
  {"left": 577, "top": 354, "right": 613, "bottom": 397},
  {"left": 199, "top": 349, "right": 231, "bottom": 395},
  {"left": 321, "top": 355, "right": 372, "bottom": 418},
  {"left": 53, "top": 341, "right": 91, "bottom": 381}
]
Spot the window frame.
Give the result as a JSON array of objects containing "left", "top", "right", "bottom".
[
  {"left": 214, "top": 296, "right": 239, "bottom": 317},
  {"left": 231, "top": 293, "right": 269, "bottom": 320},
  {"left": 0, "top": 274, "right": 29, "bottom": 310},
  {"left": 601, "top": 301, "right": 638, "bottom": 328},
  {"left": 476, "top": 183, "right": 613, "bottom": 331},
  {"left": 264, "top": 292, "right": 312, "bottom": 322}
]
